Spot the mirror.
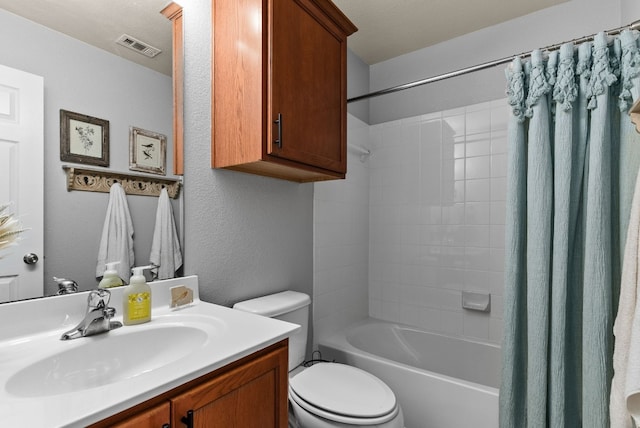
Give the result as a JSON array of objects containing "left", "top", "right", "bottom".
[{"left": 0, "top": 1, "right": 183, "bottom": 299}]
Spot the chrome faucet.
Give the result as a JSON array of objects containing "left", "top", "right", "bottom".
[
  {"left": 60, "top": 289, "right": 123, "bottom": 340},
  {"left": 53, "top": 277, "right": 78, "bottom": 295}
]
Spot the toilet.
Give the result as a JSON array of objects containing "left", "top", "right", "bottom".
[{"left": 233, "top": 291, "right": 404, "bottom": 428}]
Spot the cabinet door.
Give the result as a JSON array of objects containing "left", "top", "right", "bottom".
[
  {"left": 171, "top": 346, "right": 288, "bottom": 428},
  {"left": 109, "top": 402, "right": 170, "bottom": 428},
  {"left": 269, "top": 0, "right": 348, "bottom": 174}
]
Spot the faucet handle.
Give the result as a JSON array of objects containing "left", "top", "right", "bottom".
[{"left": 87, "top": 289, "right": 111, "bottom": 310}]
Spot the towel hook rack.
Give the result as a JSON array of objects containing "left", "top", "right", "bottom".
[{"left": 62, "top": 165, "right": 181, "bottom": 199}]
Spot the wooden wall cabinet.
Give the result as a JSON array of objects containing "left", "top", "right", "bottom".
[
  {"left": 90, "top": 340, "right": 289, "bottom": 428},
  {"left": 161, "top": 2, "right": 184, "bottom": 176},
  {"left": 212, "top": 0, "right": 357, "bottom": 182}
]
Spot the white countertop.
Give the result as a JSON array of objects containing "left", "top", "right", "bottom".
[{"left": 0, "top": 276, "right": 299, "bottom": 427}]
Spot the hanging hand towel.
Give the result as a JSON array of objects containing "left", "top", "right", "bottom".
[
  {"left": 95, "top": 182, "right": 135, "bottom": 283},
  {"left": 612, "top": 168, "right": 640, "bottom": 427},
  {"left": 149, "top": 187, "right": 182, "bottom": 279}
]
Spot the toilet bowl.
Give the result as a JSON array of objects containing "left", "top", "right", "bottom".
[
  {"left": 288, "top": 362, "right": 403, "bottom": 428},
  {"left": 233, "top": 291, "right": 404, "bottom": 428}
]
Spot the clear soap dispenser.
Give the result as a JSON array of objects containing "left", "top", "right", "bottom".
[
  {"left": 122, "top": 265, "right": 153, "bottom": 325},
  {"left": 98, "top": 261, "right": 124, "bottom": 289}
]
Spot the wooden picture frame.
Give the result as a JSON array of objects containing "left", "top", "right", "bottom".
[
  {"left": 60, "top": 109, "right": 109, "bottom": 167},
  {"left": 129, "top": 126, "right": 167, "bottom": 175}
]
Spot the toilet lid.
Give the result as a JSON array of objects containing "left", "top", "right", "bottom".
[{"left": 289, "top": 363, "right": 397, "bottom": 419}]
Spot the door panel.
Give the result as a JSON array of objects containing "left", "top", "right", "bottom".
[{"left": 0, "top": 64, "right": 44, "bottom": 302}]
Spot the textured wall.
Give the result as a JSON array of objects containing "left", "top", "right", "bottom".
[{"left": 181, "top": 1, "right": 314, "bottom": 311}]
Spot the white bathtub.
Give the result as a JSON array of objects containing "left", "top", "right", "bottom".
[{"left": 318, "top": 318, "right": 500, "bottom": 428}]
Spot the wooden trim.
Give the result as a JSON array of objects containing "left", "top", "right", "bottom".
[
  {"left": 63, "top": 166, "right": 181, "bottom": 198},
  {"left": 307, "top": 0, "right": 357, "bottom": 35},
  {"left": 161, "top": 2, "right": 184, "bottom": 176}
]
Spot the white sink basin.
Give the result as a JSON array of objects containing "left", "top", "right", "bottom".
[{"left": 6, "top": 323, "right": 209, "bottom": 397}]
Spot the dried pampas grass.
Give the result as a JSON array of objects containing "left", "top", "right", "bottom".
[{"left": 0, "top": 204, "right": 26, "bottom": 252}]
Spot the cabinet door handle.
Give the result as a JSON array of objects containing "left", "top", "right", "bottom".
[
  {"left": 162, "top": 424, "right": 170, "bottom": 428},
  {"left": 274, "top": 113, "right": 283, "bottom": 149},
  {"left": 180, "top": 410, "right": 193, "bottom": 428}
]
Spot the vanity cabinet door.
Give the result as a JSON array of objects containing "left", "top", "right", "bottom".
[
  {"left": 109, "top": 402, "right": 170, "bottom": 428},
  {"left": 171, "top": 345, "right": 289, "bottom": 428}
]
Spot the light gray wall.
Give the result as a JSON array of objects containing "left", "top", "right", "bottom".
[
  {"left": 347, "top": 48, "right": 370, "bottom": 124},
  {"left": 368, "top": 0, "right": 631, "bottom": 124},
  {"left": 0, "top": 9, "right": 178, "bottom": 295},
  {"left": 181, "top": 2, "right": 314, "bottom": 311},
  {"left": 622, "top": 0, "right": 640, "bottom": 20}
]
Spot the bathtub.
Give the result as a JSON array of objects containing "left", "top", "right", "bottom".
[{"left": 318, "top": 318, "right": 500, "bottom": 428}]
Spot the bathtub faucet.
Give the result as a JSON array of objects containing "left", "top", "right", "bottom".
[{"left": 60, "top": 289, "right": 122, "bottom": 340}]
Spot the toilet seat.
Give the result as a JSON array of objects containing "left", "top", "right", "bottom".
[{"left": 289, "top": 363, "right": 399, "bottom": 425}]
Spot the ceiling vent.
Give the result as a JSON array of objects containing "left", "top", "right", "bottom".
[{"left": 116, "top": 34, "right": 161, "bottom": 58}]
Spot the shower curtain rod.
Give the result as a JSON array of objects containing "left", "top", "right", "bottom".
[{"left": 347, "top": 20, "right": 640, "bottom": 104}]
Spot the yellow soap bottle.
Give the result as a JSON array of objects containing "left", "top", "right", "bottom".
[
  {"left": 123, "top": 265, "right": 152, "bottom": 325},
  {"left": 98, "top": 261, "right": 124, "bottom": 289}
]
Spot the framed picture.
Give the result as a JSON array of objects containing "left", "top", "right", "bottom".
[
  {"left": 60, "top": 109, "right": 109, "bottom": 167},
  {"left": 129, "top": 126, "right": 167, "bottom": 175}
]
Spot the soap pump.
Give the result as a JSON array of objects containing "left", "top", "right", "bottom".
[
  {"left": 98, "top": 261, "right": 124, "bottom": 289},
  {"left": 122, "top": 265, "right": 153, "bottom": 325}
]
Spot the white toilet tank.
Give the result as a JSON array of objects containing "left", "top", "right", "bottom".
[{"left": 233, "top": 291, "right": 311, "bottom": 371}]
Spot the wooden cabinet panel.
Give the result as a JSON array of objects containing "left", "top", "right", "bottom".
[
  {"left": 211, "top": 0, "right": 357, "bottom": 182},
  {"left": 109, "top": 402, "right": 170, "bottom": 428},
  {"left": 269, "top": 0, "right": 346, "bottom": 173},
  {"left": 172, "top": 345, "right": 288, "bottom": 428}
]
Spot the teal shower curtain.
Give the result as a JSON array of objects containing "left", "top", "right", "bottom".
[{"left": 500, "top": 31, "right": 640, "bottom": 427}]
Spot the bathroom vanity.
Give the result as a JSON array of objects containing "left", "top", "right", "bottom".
[
  {"left": 91, "top": 340, "right": 288, "bottom": 427},
  {"left": 0, "top": 276, "right": 298, "bottom": 427}
]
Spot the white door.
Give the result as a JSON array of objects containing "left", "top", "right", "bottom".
[{"left": 0, "top": 64, "right": 44, "bottom": 302}]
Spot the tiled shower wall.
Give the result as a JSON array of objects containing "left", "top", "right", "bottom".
[
  {"left": 368, "top": 99, "right": 509, "bottom": 344},
  {"left": 313, "top": 100, "right": 509, "bottom": 348}
]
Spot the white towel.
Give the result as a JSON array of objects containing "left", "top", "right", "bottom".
[
  {"left": 612, "top": 169, "right": 640, "bottom": 427},
  {"left": 149, "top": 187, "right": 182, "bottom": 279},
  {"left": 95, "top": 182, "right": 134, "bottom": 283}
]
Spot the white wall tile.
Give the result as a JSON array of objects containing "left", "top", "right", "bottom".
[
  {"left": 440, "top": 310, "right": 463, "bottom": 336},
  {"left": 464, "top": 225, "right": 490, "bottom": 247},
  {"left": 491, "top": 102, "right": 510, "bottom": 132},
  {"left": 463, "top": 311, "right": 490, "bottom": 340},
  {"left": 464, "top": 269, "right": 491, "bottom": 292},
  {"left": 491, "top": 201, "right": 506, "bottom": 225},
  {"left": 317, "top": 103, "right": 508, "bottom": 349},
  {"left": 491, "top": 177, "right": 507, "bottom": 201},
  {"left": 454, "top": 142, "right": 465, "bottom": 159},
  {"left": 491, "top": 153, "right": 508, "bottom": 178},
  {"left": 466, "top": 156, "right": 492, "bottom": 180},
  {"left": 466, "top": 202, "right": 491, "bottom": 225},
  {"left": 466, "top": 179, "right": 491, "bottom": 202},
  {"left": 466, "top": 133, "right": 492, "bottom": 157},
  {"left": 490, "top": 225, "right": 505, "bottom": 249},
  {"left": 442, "top": 115, "right": 465, "bottom": 138}
]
